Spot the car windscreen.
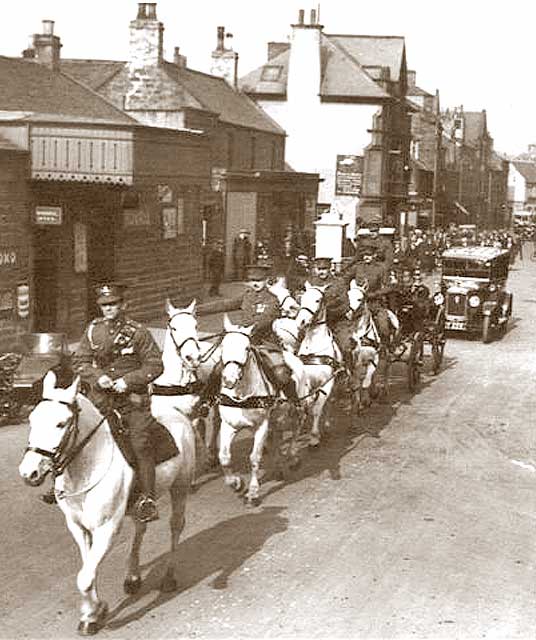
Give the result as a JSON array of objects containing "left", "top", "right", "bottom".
[{"left": 442, "top": 258, "right": 490, "bottom": 279}]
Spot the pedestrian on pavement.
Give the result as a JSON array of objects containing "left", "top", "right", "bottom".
[
  {"left": 232, "top": 229, "right": 252, "bottom": 281},
  {"left": 207, "top": 240, "right": 225, "bottom": 296},
  {"left": 71, "top": 283, "right": 163, "bottom": 524}
]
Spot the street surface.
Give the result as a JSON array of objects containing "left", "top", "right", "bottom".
[{"left": 1, "top": 257, "right": 535, "bottom": 640}]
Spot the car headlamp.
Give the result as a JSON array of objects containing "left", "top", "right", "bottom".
[
  {"left": 468, "top": 295, "right": 480, "bottom": 308},
  {"left": 488, "top": 283, "right": 497, "bottom": 293},
  {"left": 433, "top": 293, "right": 444, "bottom": 305}
]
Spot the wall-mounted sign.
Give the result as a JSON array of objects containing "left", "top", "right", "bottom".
[
  {"left": 35, "top": 206, "right": 62, "bottom": 226},
  {"left": 162, "top": 207, "right": 178, "bottom": 239},
  {"left": 0, "top": 289, "right": 14, "bottom": 313},
  {"left": 0, "top": 249, "right": 17, "bottom": 268},
  {"left": 73, "top": 222, "right": 88, "bottom": 273},
  {"left": 123, "top": 208, "right": 151, "bottom": 227},
  {"left": 336, "top": 155, "right": 363, "bottom": 196},
  {"left": 157, "top": 184, "right": 173, "bottom": 203}
]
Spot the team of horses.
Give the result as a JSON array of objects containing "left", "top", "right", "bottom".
[{"left": 18, "top": 277, "right": 392, "bottom": 635}]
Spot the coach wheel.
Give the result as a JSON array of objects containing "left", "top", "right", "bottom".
[
  {"left": 431, "top": 334, "right": 445, "bottom": 375},
  {"left": 407, "top": 335, "right": 422, "bottom": 392},
  {"left": 482, "top": 315, "right": 493, "bottom": 344}
]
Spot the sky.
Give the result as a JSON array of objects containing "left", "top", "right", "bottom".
[{"left": 1, "top": 0, "right": 534, "bottom": 156}]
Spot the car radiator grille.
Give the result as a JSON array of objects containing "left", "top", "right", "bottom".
[{"left": 447, "top": 293, "right": 466, "bottom": 316}]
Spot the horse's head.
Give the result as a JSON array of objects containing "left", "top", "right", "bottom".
[
  {"left": 166, "top": 298, "right": 201, "bottom": 369},
  {"left": 348, "top": 279, "right": 367, "bottom": 316},
  {"left": 268, "top": 276, "right": 300, "bottom": 319},
  {"left": 295, "top": 281, "right": 327, "bottom": 330},
  {"left": 221, "top": 314, "right": 254, "bottom": 389},
  {"left": 19, "top": 371, "right": 80, "bottom": 487}
]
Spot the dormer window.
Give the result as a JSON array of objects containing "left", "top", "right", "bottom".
[{"left": 261, "top": 65, "right": 283, "bottom": 82}]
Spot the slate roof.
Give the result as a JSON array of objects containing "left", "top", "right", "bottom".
[
  {"left": 513, "top": 161, "right": 536, "bottom": 183},
  {"left": 60, "top": 58, "right": 285, "bottom": 135},
  {"left": 240, "top": 33, "right": 404, "bottom": 100},
  {"left": 0, "top": 56, "right": 136, "bottom": 126}
]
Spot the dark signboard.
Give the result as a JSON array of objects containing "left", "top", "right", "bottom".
[{"left": 335, "top": 155, "right": 363, "bottom": 196}]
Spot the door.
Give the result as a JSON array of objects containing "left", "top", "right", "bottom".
[
  {"left": 33, "top": 228, "right": 60, "bottom": 332},
  {"left": 87, "top": 209, "right": 115, "bottom": 319}
]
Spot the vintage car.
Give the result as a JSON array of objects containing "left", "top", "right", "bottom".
[
  {"left": 12, "top": 333, "right": 72, "bottom": 405},
  {"left": 440, "top": 246, "right": 512, "bottom": 343}
]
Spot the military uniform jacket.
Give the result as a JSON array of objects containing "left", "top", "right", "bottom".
[
  {"left": 238, "top": 288, "right": 280, "bottom": 344},
  {"left": 309, "top": 274, "right": 350, "bottom": 326},
  {"left": 353, "top": 262, "right": 385, "bottom": 294},
  {"left": 72, "top": 315, "right": 163, "bottom": 394}
]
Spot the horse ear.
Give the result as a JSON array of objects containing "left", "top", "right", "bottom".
[
  {"left": 187, "top": 299, "right": 197, "bottom": 315},
  {"left": 165, "top": 298, "right": 176, "bottom": 317},
  {"left": 244, "top": 324, "right": 255, "bottom": 336},
  {"left": 304, "top": 280, "right": 311, "bottom": 290},
  {"left": 223, "top": 313, "right": 233, "bottom": 332},
  {"left": 350, "top": 279, "right": 358, "bottom": 290},
  {"left": 42, "top": 370, "right": 57, "bottom": 396}
]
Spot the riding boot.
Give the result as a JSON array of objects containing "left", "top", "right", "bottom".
[
  {"left": 135, "top": 457, "right": 158, "bottom": 523},
  {"left": 193, "top": 360, "right": 223, "bottom": 418}
]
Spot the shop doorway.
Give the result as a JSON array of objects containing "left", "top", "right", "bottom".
[
  {"left": 87, "top": 209, "right": 115, "bottom": 319},
  {"left": 33, "top": 228, "right": 60, "bottom": 332}
]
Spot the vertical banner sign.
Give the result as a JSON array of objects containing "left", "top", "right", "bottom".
[
  {"left": 73, "top": 222, "right": 88, "bottom": 273},
  {"left": 335, "top": 155, "right": 364, "bottom": 196}
]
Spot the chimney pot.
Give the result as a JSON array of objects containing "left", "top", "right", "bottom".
[
  {"left": 298, "top": 9, "right": 305, "bottom": 25},
  {"left": 217, "top": 26, "right": 225, "bottom": 51},
  {"left": 42, "top": 20, "right": 54, "bottom": 36},
  {"left": 310, "top": 9, "right": 316, "bottom": 24},
  {"left": 137, "top": 3, "right": 146, "bottom": 19},
  {"left": 146, "top": 3, "right": 157, "bottom": 19}
]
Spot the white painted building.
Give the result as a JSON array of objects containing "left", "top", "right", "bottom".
[{"left": 240, "top": 8, "right": 410, "bottom": 239}]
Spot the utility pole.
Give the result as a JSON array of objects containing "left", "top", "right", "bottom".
[{"left": 432, "top": 89, "right": 442, "bottom": 230}]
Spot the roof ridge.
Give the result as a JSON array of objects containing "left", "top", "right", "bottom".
[
  {"left": 62, "top": 58, "right": 126, "bottom": 64},
  {"left": 325, "top": 33, "right": 405, "bottom": 40}
]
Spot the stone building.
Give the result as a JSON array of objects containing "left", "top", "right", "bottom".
[
  {"left": 509, "top": 161, "right": 536, "bottom": 215},
  {"left": 59, "top": 3, "right": 319, "bottom": 274},
  {"left": 239, "top": 8, "right": 411, "bottom": 238},
  {"left": 0, "top": 49, "right": 210, "bottom": 349}
]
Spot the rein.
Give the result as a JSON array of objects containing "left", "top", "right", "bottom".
[{"left": 26, "top": 399, "right": 106, "bottom": 478}]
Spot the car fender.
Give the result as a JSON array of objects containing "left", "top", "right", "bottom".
[{"left": 482, "top": 300, "right": 497, "bottom": 316}]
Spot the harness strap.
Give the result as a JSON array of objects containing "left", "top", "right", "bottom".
[
  {"left": 299, "top": 354, "right": 339, "bottom": 368},
  {"left": 152, "top": 381, "right": 203, "bottom": 396},
  {"left": 54, "top": 416, "right": 107, "bottom": 476},
  {"left": 219, "top": 394, "right": 278, "bottom": 409}
]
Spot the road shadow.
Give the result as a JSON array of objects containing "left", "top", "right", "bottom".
[{"left": 105, "top": 505, "right": 287, "bottom": 630}]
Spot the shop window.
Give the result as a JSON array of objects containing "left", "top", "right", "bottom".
[{"left": 162, "top": 197, "right": 185, "bottom": 239}]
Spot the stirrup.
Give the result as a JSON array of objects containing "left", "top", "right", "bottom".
[
  {"left": 41, "top": 489, "right": 57, "bottom": 505},
  {"left": 135, "top": 496, "right": 159, "bottom": 523}
]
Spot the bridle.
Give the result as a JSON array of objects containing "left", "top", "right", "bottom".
[
  {"left": 167, "top": 310, "right": 201, "bottom": 361},
  {"left": 25, "top": 398, "right": 105, "bottom": 478},
  {"left": 221, "top": 331, "right": 252, "bottom": 378},
  {"left": 299, "top": 287, "right": 326, "bottom": 325}
]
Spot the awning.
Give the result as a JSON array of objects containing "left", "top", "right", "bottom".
[{"left": 454, "top": 201, "right": 471, "bottom": 217}]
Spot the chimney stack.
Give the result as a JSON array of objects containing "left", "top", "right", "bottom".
[
  {"left": 173, "top": 46, "right": 187, "bottom": 68},
  {"left": 32, "top": 19, "right": 62, "bottom": 71},
  {"left": 310, "top": 9, "right": 317, "bottom": 24},
  {"left": 298, "top": 9, "right": 305, "bottom": 25},
  {"left": 129, "top": 2, "right": 164, "bottom": 68},
  {"left": 211, "top": 26, "right": 239, "bottom": 89}
]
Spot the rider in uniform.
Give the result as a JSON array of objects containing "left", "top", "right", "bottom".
[
  {"left": 309, "top": 257, "right": 351, "bottom": 367},
  {"left": 195, "top": 264, "right": 299, "bottom": 415},
  {"left": 71, "top": 283, "right": 163, "bottom": 523}
]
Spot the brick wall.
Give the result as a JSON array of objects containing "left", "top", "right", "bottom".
[{"left": 0, "top": 151, "right": 32, "bottom": 351}]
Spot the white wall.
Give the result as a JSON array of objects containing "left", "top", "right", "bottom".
[
  {"left": 508, "top": 165, "right": 526, "bottom": 207},
  {"left": 257, "top": 99, "right": 380, "bottom": 238}
]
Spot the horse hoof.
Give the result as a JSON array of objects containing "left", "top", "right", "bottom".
[
  {"left": 289, "top": 456, "right": 302, "bottom": 471},
  {"left": 232, "top": 477, "right": 243, "bottom": 493},
  {"left": 77, "top": 621, "right": 100, "bottom": 636},
  {"left": 123, "top": 575, "right": 142, "bottom": 595},
  {"left": 244, "top": 496, "right": 261, "bottom": 508},
  {"left": 160, "top": 575, "right": 178, "bottom": 593},
  {"left": 308, "top": 438, "right": 320, "bottom": 449}
]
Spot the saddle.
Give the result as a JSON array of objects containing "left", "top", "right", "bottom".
[{"left": 106, "top": 410, "right": 179, "bottom": 470}]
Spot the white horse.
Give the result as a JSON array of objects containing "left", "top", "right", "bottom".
[
  {"left": 294, "top": 282, "right": 343, "bottom": 447},
  {"left": 19, "top": 371, "right": 195, "bottom": 635},
  {"left": 268, "top": 276, "right": 301, "bottom": 318},
  {"left": 217, "top": 315, "right": 307, "bottom": 505},
  {"left": 151, "top": 299, "right": 221, "bottom": 472},
  {"left": 347, "top": 279, "right": 399, "bottom": 408}
]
